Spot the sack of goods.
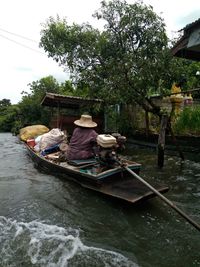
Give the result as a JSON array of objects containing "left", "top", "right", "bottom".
[
  {"left": 97, "top": 134, "right": 117, "bottom": 148},
  {"left": 39, "top": 128, "right": 67, "bottom": 151},
  {"left": 19, "top": 125, "right": 49, "bottom": 141}
]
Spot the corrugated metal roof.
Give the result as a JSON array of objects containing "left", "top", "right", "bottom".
[
  {"left": 171, "top": 18, "right": 200, "bottom": 61},
  {"left": 183, "top": 18, "right": 200, "bottom": 33},
  {"left": 41, "top": 93, "right": 103, "bottom": 109}
]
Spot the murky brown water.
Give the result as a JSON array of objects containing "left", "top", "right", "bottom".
[{"left": 0, "top": 133, "right": 199, "bottom": 267}]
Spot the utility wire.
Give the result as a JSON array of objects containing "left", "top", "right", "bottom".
[
  {"left": 0, "top": 26, "right": 70, "bottom": 75},
  {"left": 0, "top": 33, "right": 45, "bottom": 55},
  {"left": 0, "top": 27, "right": 38, "bottom": 43}
]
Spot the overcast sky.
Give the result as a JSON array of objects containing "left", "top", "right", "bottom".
[{"left": 0, "top": 0, "right": 199, "bottom": 104}]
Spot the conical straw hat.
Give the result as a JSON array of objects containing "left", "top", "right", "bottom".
[{"left": 74, "top": 114, "right": 97, "bottom": 128}]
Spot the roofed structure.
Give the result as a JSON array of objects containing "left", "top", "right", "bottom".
[
  {"left": 171, "top": 18, "right": 200, "bottom": 61},
  {"left": 40, "top": 93, "right": 104, "bottom": 133},
  {"left": 41, "top": 92, "right": 103, "bottom": 109}
]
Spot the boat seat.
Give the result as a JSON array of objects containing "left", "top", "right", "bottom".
[{"left": 67, "top": 158, "right": 97, "bottom": 166}]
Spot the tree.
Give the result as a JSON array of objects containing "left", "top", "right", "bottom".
[
  {"left": 0, "top": 98, "right": 11, "bottom": 108},
  {"left": 0, "top": 98, "right": 13, "bottom": 132},
  {"left": 0, "top": 105, "right": 20, "bottom": 133},
  {"left": 24, "top": 75, "right": 62, "bottom": 98},
  {"left": 60, "top": 80, "right": 75, "bottom": 95},
  {"left": 18, "top": 76, "right": 69, "bottom": 127},
  {"left": 40, "top": 0, "right": 171, "bottom": 116},
  {"left": 184, "top": 61, "right": 200, "bottom": 98},
  {"left": 41, "top": 0, "right": 197, "bottom": 167},
  {"left": 0, "top": 76, "right": 76, "bottom": 133},
  {"left": 0, "top": 98, "right": 11, "bottom": 115}
]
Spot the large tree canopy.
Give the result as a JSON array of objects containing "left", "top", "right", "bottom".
[{"left": 40, "top": 0, "right": 189, "bottom": 116}]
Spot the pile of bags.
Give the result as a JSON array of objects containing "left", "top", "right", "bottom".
[
  {"left": 19, "top": 125, "right": 68, "bottom": 156},
  {"left": 19, "top": 125, "right": 49, "bottom": 142}
]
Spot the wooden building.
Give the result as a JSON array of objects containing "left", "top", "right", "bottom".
[
  {"left": 171, "top": 18, "right": 200, "bottom": 61},
  {"left": 41, "top": 93, "right": 104, "bottom": 134}
]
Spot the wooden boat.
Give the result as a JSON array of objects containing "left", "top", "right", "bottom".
[{"left": 25, "top": 144, "right": 169, "bottom": 204}]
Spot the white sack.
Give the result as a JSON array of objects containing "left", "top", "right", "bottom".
[{"left": 39, "top": 128, "right": 67, "bottom": 151}]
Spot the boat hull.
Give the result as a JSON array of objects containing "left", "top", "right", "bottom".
[{"left": 25, "top": 144, "right": 169, "bottom": 204}]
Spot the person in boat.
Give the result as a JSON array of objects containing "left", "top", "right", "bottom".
[{"left": 65, "top": 114, "right": 98, "bottom": 160}]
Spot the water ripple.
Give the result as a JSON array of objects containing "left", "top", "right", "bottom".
[{"left": 0, "top": 216, "right": 138, "bottom": 267}]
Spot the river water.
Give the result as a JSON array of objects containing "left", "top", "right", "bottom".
[{"left": 0, "top": 132, "right": 199, "bottom": 267}]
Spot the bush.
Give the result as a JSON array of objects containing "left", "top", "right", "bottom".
[{"left": 173, "top": 105, "right": 200, "bottom": 136}]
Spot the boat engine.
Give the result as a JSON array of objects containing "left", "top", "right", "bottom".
[
  {"left": 111, "top": 133, "right": 127, "bottom": 152},
  {"left": 96, "top": 134, "right": 126, "bottom": 168}
]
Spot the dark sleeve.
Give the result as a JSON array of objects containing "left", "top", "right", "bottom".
[{"left": 90, "top": 130, "right": 98, "bottom": 142}]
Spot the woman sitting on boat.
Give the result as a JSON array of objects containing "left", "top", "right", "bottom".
[{"left": 65, "top": 114, "right": 98, "bottom": 160}]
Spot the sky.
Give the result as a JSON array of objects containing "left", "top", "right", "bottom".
[{"left": 0, "top": 0, "right": 199, "bottom": 104}]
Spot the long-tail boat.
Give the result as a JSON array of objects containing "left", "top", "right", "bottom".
[{"left": 25, "top": 142, "right": 169, "bottom": 204}]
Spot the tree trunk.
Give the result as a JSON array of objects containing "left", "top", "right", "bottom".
[{"left": 157, "top": 114, "right": 169, "bottom": 168}]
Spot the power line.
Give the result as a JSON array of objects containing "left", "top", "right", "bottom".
[
  {"left": 0, "top": 26, "right": 71, "bottom": 75},
  {"left": 0, "top": 33, "right": 45, "bottom": 55},
  {"left": 0, "top": 27, "right": 38, "bottom": 43}
]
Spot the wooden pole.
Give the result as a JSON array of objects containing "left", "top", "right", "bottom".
[
  {"left": 157, "top": 114, "right": 169, "bottom": 168},
  {"left": 167, "top": 121, "right": 184, "bottom": 160},
  {"left": 148, "top": 87, "right": 200, "bottom": 99},
  {"left": 57, "top": 101, "right": 60, "bottom": 128},
  {"left": 165, "top": 87, "right": 200, "bottom": 97},
  {"left": 124, "top": 166, "right": 200, "bottom": 232}
]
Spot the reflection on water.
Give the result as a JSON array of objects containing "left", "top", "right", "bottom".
[{"left": 0, "top": 133, "right": 200, "bottom": 267}]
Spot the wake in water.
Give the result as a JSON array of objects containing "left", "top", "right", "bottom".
[{"left": 0, "top": 216, "right": 138, "bottom": 267}]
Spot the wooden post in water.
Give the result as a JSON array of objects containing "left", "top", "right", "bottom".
[
  {"left": 168, "top": 121, "right": 184, "bottom": 161},
  {"left": 157, "top": 114, "right": 169, "bottom": 168}
]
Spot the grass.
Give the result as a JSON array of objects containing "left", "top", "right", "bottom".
[{"left": 173, "top": 105, "right": 200, "bottom": 136}]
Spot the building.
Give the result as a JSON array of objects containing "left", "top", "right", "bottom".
[
  {"left": 41, "top": 93, "right": 104, "bottom": 134},
  {"left": 171, "top": 18, "right": 200, "bottom": 61}
]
